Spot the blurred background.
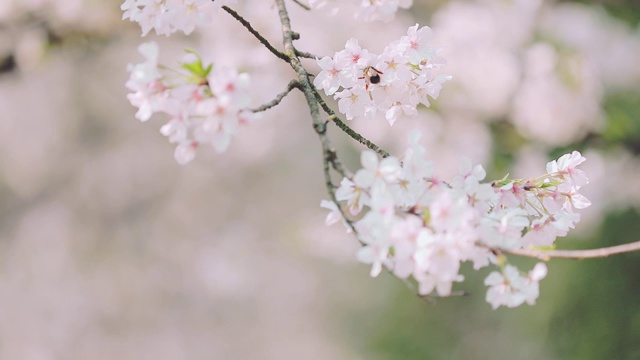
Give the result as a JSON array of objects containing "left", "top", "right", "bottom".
[{"left": 1, "top": 0, "right": 639, "bottom": 358}]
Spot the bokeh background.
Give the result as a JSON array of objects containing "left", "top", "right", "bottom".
[{"left": 1, "top": 0, "right": 639, "bottom": 358}]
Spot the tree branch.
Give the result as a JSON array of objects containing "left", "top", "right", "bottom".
[
  {"left": 294, "top": 48, "right": 321, "bottom": 59},
  {"left": 250, "top": 80, "right": 301, "bottom": 112},
  {"left": 291, "top": 0, "right": 311, "bottom": 11},
  {"left": 273, "top": 0, "right": 357, "bottom": 232},
  {"left": 498, "top": 240, "right": 640, "bottom": 261},
  {"left": 326, "top": 146, "right": 353, "bottom": 178},
  {"left": 221, "top": 5, "right": 290, "bottom": 63}
]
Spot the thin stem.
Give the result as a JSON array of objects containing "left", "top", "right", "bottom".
[
  {"left": 294, "top": 48, "right": 321, "bottom": 59},
  {"left": 322, "top": 148, "right": 357, "bottom": 234},
  {"left": 221, "top": 6, "right": 290, "bottom": 63},
  {"left": 327, "top": 147, "right": 353, "bottom": 178},
  {"left": 250, "top": 80, "right": 301, "bottom": 112},
  {"left": 291, "top": 0, "right": 311, "bottom": 10},
  {"left": 499, "top": 240, "right": 640, "bottom": 261}
]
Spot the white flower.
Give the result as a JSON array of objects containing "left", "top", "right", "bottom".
[
  {"left": 547, "top": 151, "right": 589, "bottom": 187},
  {"left": 316, "top": 25, "right": 450, "bottom": 125},
  {"left": 126, "top": 46, "right": 254, "bottom": 164},
  {"left": 320, "top": 200, "right": 342, "bottom": 226},
  {"left": 121, "top": 0, "right": 233, "bottom": 36},
  {"left": 323, "top": 132, "right": 589, "bottom": 309},
  {"left": 314, "top": 56, "right": 344, "bottom": 95},
  {"left": 353, "top": 151, "right": 402, "bottom": 189},
  {"left": 335, "top": 86, "right": 375, "bottom": 120},
  {"left": 335, "top": 177, "right": 369, "bottom": 216},
  {"left": 485, "top": 263, "right": 547, "bottom": 309}
]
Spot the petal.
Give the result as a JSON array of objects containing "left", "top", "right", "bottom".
[{"left": 529, "top": 263, "right": 548, "bottom": 281}]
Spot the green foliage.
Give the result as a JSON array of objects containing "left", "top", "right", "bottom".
[
  {"left": 547, "top": 208, "right": 640, "bottom": 359},
  {"left": 602, "top": 91, "right": 640, "bottom": 154},
  {"left": 343, "top": 209, "right": 640, "bottom": 359}
]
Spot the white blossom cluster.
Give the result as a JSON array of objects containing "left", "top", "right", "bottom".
[
  {"left": 314, "top": 25, "right": 451, "bottom": 126},
  {"left": 121, "top": 0, "right": 236, "bottom": 36},
  {"left": 322, "top": 132, "right": 591, "bottom": 309},
  {"left": 308, "top": 0, "right": 412, "bottom": 22},
  {"left": 126, "top": 42, "right": 256, "bottom": 164}
]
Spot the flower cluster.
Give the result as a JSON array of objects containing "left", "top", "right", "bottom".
[
  {"left": 484, "top": 263, "right": 547, "bottom": 309},
  {"left": 126, "top": 42, "right": 256, "bottom": 164},
  {"left": 121, "top": 0, "right": 236, "bottom": 36},
  {"left": 322, "top": 132, "right": 590, "bottom": 308},
  {"left": 309, "top": 0, "right": 412, "bottom": 22},
  {"left": 314, "top": 25, "right": 451, "bottom": 126}
]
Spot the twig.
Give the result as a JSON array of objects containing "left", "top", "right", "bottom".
[
  {"left": 322, "top": 148, "right": 357, "bottom": 233},
  {"left": 274, "top": 0, "right": 358, "bottom": 234},
  {"left": 294, "top": 48, "right": 321, "bottom": 59},
  {"left": 221, "top": 6, "right": 290, "bottom": 63},
  {"left": 291, "top": 0, "right": 311, "bottom": 10},
  {"left": 499, "top": 240, "right": 640, "bottom": 261},
  {"left": 273, "top": 0, "right": 439, "bottom": 304},
  {"left": 250, "top": 80, "right": 301, "bottom": 112},
  {"left": 326, "top": 147, "right": 353, "bottom": 178}
]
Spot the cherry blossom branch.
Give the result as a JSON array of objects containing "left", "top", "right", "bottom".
[
  {"left": 272, "top": 0, "right": 358, "bottom": 234},
  {"left": 271, "top": 0, "right": 458, "bottom": 303},
  {"left": 221, "top": 5, "right": 290, "bottom": 63},
  {"left": 498, "top": 240, "right": 640, "bottom": 261},
  {"left": 225, "top": 0, "right": 388, "bottom": 164},
  {"left": 250, "top": 80, "right": 301, "bottom": 112},
  {"left": 123, "top": 1, "right": 640, "bottom": 309}
]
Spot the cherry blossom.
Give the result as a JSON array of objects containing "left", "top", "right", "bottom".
[
  {"left": 309, "top": 0, "right": 412, "bottom": 22},
  {"left": 126, "top": 42, "right": 257, "bottom": 164},
  {"left": 119, "top": 0, "right": 602, "bottom": 310},
  {"left": 485, "top": 263, "right": 548, "bottom": 309},
  {"left": 121, "top": 0, "right": 236, "bottom": 36},
  {"left": 323, "top": 133, "right": 591, "bottom": 308},
  {"left": 316, "top": 24, "right": 451, "bottom": 125}
]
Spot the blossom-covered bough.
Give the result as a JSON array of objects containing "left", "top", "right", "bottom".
[{"left": 122, "top": 0, "right": 640, "bottom": 309}]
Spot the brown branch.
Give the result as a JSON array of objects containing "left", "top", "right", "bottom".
[
  {"left": 273, "top": 0, "right": 445, "bottom": 303},
  {"left": 326, "top": 146, "right": 353, "bottom": 178},
  {"left": 294, "top": 48, "right": 321, "bottom": 59},
  {"left": 250, "top": 80, "right": 301, "bottom": 112},
  {"left": 273, "top": 0, "right": 358, "bottom": 233},
  {"left": 291, "top": 0, "right": 311, "bottom": 10},
  {"left": 221, "top": 6, "right": 290, "bottom": 63},
  {"left": 498, "top": 240, "right": 640, "bottom": 261}
]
